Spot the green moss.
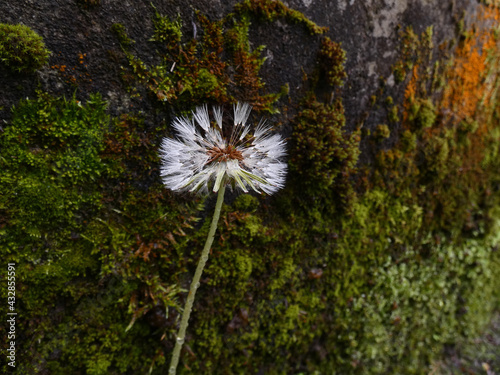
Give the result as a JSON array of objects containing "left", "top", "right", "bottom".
[
  {"left": 318, "top": 36, "right": 347, "bottom": 87},
  {"left": 234, "top": 194, "right": 260, "bottom": 212},
  {"left": 457, "top": 118, "right": 480, "bottom": 147},
  {"left": 393, "top": 60, "right": 406, "bottom": 83},
  {"left": 424, "top": 135, "right": 450, "bottom": 171},
  {"left": 0, "top": 92, "right": 107, "bottom": 251},
  {"left": 388, "top": 105, "right": 400, "bottom": 123},
  {"left": 410, "top": 98, "right": 437, "bottom": 129},
  {"left": 150, "top": 10, "right": 182, "bottom": 46},
  {"left": 455, "top": 10, "right": 466, "bottom": 38},
  {"left": 235, "top": 253, "right": 253, "bottom": 280},
  {"left": 391, "top": 26, "right": 435, "bottom": 89},
  {"left": 342, "top": 225, "right": 500, "bottom": 374},
  {"left": 110, "top": 23, "right": 134, "bottom": 48},
  {"left": 196, "top": 68, "right": 219, "bottom": 92},
  {"left": 0, "top": 23, "right": 50, "bottom": 73},
  {"left": 289, "top": 93, "right": 360, "bottom": 192},
  {"left": 233, "top": 0, "right": 328, "bottom": 35},
  {"left": 120, "top": 6, "right": 286, "bottom": 112},
  {"left": 0, "top": 92, "right": 197, "bottom": 374},
  {"left": 400, "top": 129, "right": 417, "bottom": 152},
  {"left": 374, "top": 124, "right": 391, "bottom": 140}
]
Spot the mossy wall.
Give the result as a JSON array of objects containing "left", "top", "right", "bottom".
[{"left": 1, "top": 1, "right": 500, "bottom": 374}]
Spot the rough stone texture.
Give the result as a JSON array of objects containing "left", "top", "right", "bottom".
[{"left": 0, "top": 0, "right": 474, "bottom": 129}]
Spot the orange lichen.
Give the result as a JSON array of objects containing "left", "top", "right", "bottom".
[
  {"left": 404, "top": 65, "right": 418, "bottom": 103},
  {"left": 433, "top": 5, "right": 500, "bottom": 178},
  {"left": 402, "top": 64, "right": 419, "bottom": 122},
  {"left": 376, "top": 3, "right": 500, "bottom": 235},
  {"left": 51, "top": 64, "right": 67, "bottom": 72},
  {"left": 50, "top": 53, "right": 92, "bottom": 86},
  {"left": 441, "top": 6, "right": 500, "bottom": 125}
]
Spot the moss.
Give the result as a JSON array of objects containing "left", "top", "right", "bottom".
[
  {"left": 225, "top": 14, "right": 281, "bottom": 112},
  {"left": 0, "top": 92, "right": 107, "bottom": 249},
  {"left": 400, "top": 129, "right": 417, "bottom": 152},
  {"left": 374, "top": 124, "right": 390, "bottom": 140},
  {"left": 233, "top": 194, "right": 260, "bottom": 212},
  {"left": 424, "top": 135, "right": 450, "bottom": 172},
  {"left": 318, "top": 36, "right": 347, "bottom": 87},
  {"left": 458, "top": 118, "right": 479, "bottom": 134},
  {"left": 120, "top": 7, "right": 288, "bottom": 112},
  {"left": 110, "top": 23, "right": 134, "bottom": 48},
  {"left": 341, "top": 223, "right": 500, "bottom": 374},
  {"left": 388, "top": 105, "right": 400, "bottom": 123},
  {"left": 196, "top": 68, "right": 219, "bottom": 92},
  {"left": 233, "top": 0, "right": 328, "bottom": 35},
  {"left": 286, "top": 34, "right": 354, "bottom": 198},
  {"left": 0, "top": 23, "right": 50, "bottom": 73},
  {"left": 393, "top": 60, "right": 406, "bottom": 83},
  {"left": 150, "top": 9, "right": 182, "bottom": 46},
  {"left": 393, "top": 26, "right": 434, "bottom": 94},
  {"left": 289, "top": 93, "right": 360, "bottom": 191},
  {"left": 0, "top": 92, "right": 199, "bottom": 374},
  {"left": 409, "top": 98, "right": 437, "bottom": 130}
]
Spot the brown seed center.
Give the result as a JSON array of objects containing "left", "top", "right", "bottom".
[{"left": 206, "top": 145, "right": 243, "bottom": 164}]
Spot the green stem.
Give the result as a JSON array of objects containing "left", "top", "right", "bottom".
[{"left": 168, "top": 184, "right": 226, "bottom": 375}]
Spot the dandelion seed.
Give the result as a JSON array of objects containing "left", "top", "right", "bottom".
[{"left": 159, "top": 102, "right": 287, "bottom": 195}]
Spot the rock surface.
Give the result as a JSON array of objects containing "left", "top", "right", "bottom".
[{"left": 0, "top": 0, "right": 474, "bottom": 129}]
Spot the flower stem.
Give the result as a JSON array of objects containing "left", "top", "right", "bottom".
[{"left": 168, "top": 184, "right": 226, "bottom": 375}]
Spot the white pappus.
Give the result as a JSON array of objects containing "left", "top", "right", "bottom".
[{"left": 159, "top": 102, "right": 287, "bottom": 195}]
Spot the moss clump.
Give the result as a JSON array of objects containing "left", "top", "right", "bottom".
[
  {"left": 123, "top": 12, "right": 228, "bottom": 105},
  {"left": 393, "top": 60, "right": 406, "bottom": 83},
  {"left": 318, "top": 36, "right": 347, "bottom": 87},
  {"left": 388, "top": 105, "right": 400, "bottom": 123},
  {"left": 0, "top": 91, "right": 197, "bottom": 375},
  {"left": 408, "top": 98, "right": 437, "bottom": 130},
  {"left": 150, "top": 10, "right": 182, "bottom": 47},
  {"left": 0, "top": 23, "right": 50, "bottom": 73},
  {"left": 119, "top": 1, "right": 316, "bottom": 113},
  {"left": 374, "top": 124, "right": 391, "bottom": 140},
  {"left": 110, "top": 23, "right": 134, "bottom": 48},
  {"left": 234, "top": 0, "right": 328, "bottom": 35},
  {"left": 290, "top": 93, "right": 360, "bottom": 190},
  {"left": 233, "top": 194, "right": 260, "bottom": 213},
  {"left": 400, "top": 129, "right": 417, "bottom": 152},
  {"left": 0, "top": 92, "right": 108, "bottom": 250}
]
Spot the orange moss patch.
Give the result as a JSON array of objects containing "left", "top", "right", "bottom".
[
  {"left": 404, "top": 65, "right": 419, "bottom": 103},
  {"left": 441, "top": 6, "right": 500, "bottom": 125},
  {"left": 403, "top": 64, "right": 419, "bottom": 122},
  {"left": 436, "top": 5, "right": 500, "bottom": 175},
  {"left": 378, "top": 4, "right": 500, "bottom": 233},
  {"left": 50, "top": 52, "right": 92, "bottom": 86}
]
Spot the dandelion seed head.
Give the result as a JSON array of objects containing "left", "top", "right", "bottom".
[{"left": 159, "top": 103, "right": 287, "bottom": 195}]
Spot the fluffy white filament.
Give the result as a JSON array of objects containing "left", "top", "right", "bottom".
[{"left": 159, "top": 103, "right": 287, "bottom": 195}]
